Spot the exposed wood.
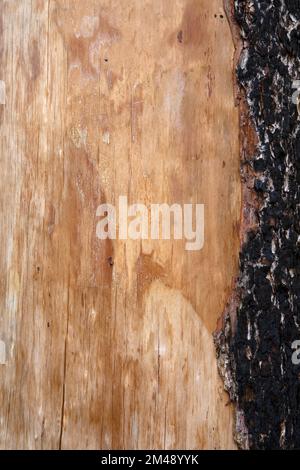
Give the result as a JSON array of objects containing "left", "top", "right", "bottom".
[{"left": 0, "top": 0, "right": 240, "bottom": 449}]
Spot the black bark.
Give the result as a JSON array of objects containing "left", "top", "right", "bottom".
[{"left": 217, "top": 0, "right": 300, "bottom": 450}]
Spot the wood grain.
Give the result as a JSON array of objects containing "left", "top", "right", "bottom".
[{"left": 0, "top": 0, "right": 240, "bottom": 449}]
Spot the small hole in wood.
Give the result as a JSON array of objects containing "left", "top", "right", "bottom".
[{"left": 177, "top": 30, "right": 183, "bottom": 43}]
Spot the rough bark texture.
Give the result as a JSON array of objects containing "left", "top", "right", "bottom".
[{"left": 216, "top": 0, "right": 300, "bottom": 450}]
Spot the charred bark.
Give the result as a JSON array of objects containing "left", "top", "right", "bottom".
[{"left": 216, "top": 0, "right": 300, "bottom": 450}]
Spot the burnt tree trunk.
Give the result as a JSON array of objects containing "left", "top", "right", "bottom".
[{"left": 216, "top": 0, "right": 300, "bottom": 450}]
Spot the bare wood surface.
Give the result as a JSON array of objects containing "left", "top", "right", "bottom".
[{"left": 0, "top": 0, "right": 240, "bottom": 449}]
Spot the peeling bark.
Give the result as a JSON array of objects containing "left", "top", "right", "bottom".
[{"left": 216, "top": 0, "right": 300, "bottom": 450}]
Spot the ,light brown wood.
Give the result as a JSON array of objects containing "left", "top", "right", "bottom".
[{"left": 0, "top": 0, "right": 240, "bottom": 449}]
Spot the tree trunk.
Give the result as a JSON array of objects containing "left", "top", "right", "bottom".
[{"left": 4, "top": 0, "right": 297, "bottom": 452}]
